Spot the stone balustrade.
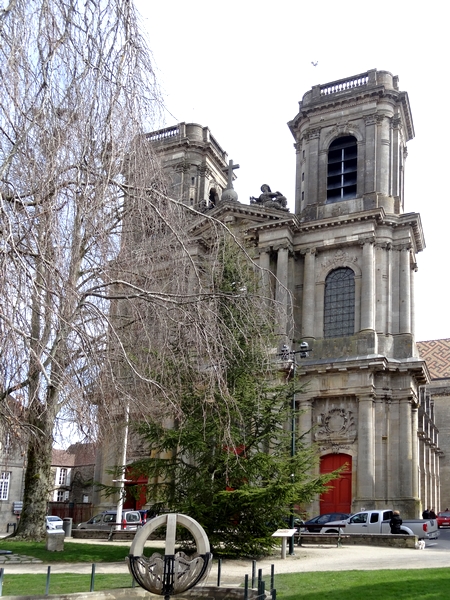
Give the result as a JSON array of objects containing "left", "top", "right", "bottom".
[{"left": 320, "top": 72, "right": 369, "bottom": 96}]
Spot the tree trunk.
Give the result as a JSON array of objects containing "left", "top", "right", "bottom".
[{"left": 15, "top": 403, "right": 56, "bottom": 539}]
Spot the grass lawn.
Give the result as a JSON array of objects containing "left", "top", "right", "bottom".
[
  {"left": 0, "top": 573, "right": 135, "bottom": 597},
  {"left": 272, "top": 568, "right": 450, "bottom": 599},
  {"left": 0, "top": 539, "right": 161, "bottom": 563},
  {"left": 1, "top": 569, "right": 450, "bottom": 598}
]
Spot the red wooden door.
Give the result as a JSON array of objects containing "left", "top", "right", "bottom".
[{"left": 320, "top": 454, "right": 352, "bottom": 513}]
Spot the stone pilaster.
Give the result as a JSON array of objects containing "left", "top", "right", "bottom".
[
  {"left": 301, "top": 248, "right": 316, "bottom": 339},
  {"left": 399, "top": 398, "right": 413, "bottom": 497},
  {"left": 364, "top": 115, "right": 377, "bottom": 193},
  {"left": 411, "top": 405, "right": 419, "bottom": 498},
  {"left": 275, "top": 246, "right": 290, "bottom": 338},
  {"left": 299, "top": 398, "right": 313, "bottom": 444},
  {"left": 258, "top": 249, "right": 271, "bottom": 306},
  {"left": 399, "top": 247, "right": 411, "bottom": 334},
  {"left": 356, "top": 395, "right": 375, "bottom": 501},
  {"left": 360, "top": 241, "right": 375, "bottom": 331},
  {"left": 377, "top": 115, "right": 390, "bottom": 197}
]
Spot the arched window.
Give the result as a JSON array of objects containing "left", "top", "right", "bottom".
[
  {"left": 324, "top": 267, "right": 355, "bottom": 338},
  {"left": 327, "top": 136, "right": 357, "bottom": 203}
]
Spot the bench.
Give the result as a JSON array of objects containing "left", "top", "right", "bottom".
[{"left": 298, "top": 533, "right": 350, "bottom": 547}]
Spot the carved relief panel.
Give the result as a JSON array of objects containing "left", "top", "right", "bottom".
[{"left": 314, "top": 397, "right": 357, "bottom": 453}]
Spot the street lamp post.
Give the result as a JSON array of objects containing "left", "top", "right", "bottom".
[
  {"left": 114, "top": 405, "right": 130, "bottom": 531},
  {"left": 281, "top": 342, "right": 310, "bottom": 555}
]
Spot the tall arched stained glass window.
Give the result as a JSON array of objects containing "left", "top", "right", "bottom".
[{"left": 324, "top": 267, "right": 355, "bottom": 338}]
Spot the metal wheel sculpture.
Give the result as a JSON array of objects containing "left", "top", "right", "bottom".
[{"left": 127, "top": 513, "right": 213, "bottom": 599}]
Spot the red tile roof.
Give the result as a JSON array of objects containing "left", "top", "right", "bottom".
[
  {"left": 417, "top": 339, "right": 450, "bottom": 380},
  {"left": 51, "top": 443, "right": 96, "bottom": 467}
]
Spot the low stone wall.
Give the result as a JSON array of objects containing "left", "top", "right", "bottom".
[
  {"left": 298, "top": 533, "right": 417, "bottom": 548},
  {"left": 71, "top": 530, "right": 136, "bottom": 541}
]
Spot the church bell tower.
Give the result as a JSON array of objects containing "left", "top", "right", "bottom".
[{"left": 287, "top": 70, "right": 429, "bottom": 516}]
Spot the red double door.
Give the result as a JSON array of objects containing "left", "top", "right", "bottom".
[{"left": 319, "top": 453, "right": 352, "bottom": 514}]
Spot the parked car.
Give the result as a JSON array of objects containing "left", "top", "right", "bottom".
[
  {"left": 300, "top": 513, "right": 350, "bottom": 533},
  {"left": 320, "top": 509, "right": 440, "bottom": 540},
  {"left": 77, "top": 510, "right": 142, "bottom": 531},
  {"left": 46, "top": 515, "right": 64, "bottom": 530},
  {"left": 437, "top": 511, "right": 450, "bottom": 528}
]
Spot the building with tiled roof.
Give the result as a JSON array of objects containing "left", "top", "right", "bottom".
[
  {"left": 417, "top": 339, "right": 450, "bottom": 380},
  {"left": 50, "top": 443, "right": 96, "bottom": 505},
  {"left": 417, "top": 339, "right": 450, "bottom": 510}
]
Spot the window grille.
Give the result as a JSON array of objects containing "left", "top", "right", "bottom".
[
  {"left": 324, "top": 267, "right": 355, "bottom": 337},
  {"left": 0, "top": 472, "right": 10, "bottom": 500}
]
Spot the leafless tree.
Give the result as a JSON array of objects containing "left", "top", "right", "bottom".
[
  {"left": 0, "top": 0, "right": 165, "bottom": 538},
  {"left": 0, "top": 1, "right": 287, "bottom": 538}
]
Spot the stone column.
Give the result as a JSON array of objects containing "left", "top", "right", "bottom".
[
  {"left": 299, "top": 398, "right": 313, "bottom": 442},
  {"left": 259, "top": 249, "right": 271, "bottom": 306},
  {"left": 399, "top": 247, "right": 411, "bottom": 334},
  {"left": 360, "top": 241, "right": 375, "bottom": 331},
  {"left": 275, "top": 246, "right": 290, "bottom": 338},
  {"left": 357, "top": 395, "right": 375, "bottom": 500},
  {"left": 301, "top": 248, "right": 316, "bottom": 339},
  {"left": 399, "top": 398, "right": 413, "bottom": 497}
]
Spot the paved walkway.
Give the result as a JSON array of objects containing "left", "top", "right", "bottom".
[{"left": 1, "top": 538, "right": 449, "bottom": 587}]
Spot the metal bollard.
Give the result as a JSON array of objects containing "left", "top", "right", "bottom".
[
  {"left": 244, "top": 574, "right": 249, "bottom": 600},
  {"left": 45, "top": 566, "right": 51, "bottom": 596},
  {"left": 271, "top": 588, "right": 277, "bottom": 599},
  {"left": 90, "top": 563, "right": 96, "bottom": 592},
  {"left": 217, "top": 557, "right": 222, "bottom": 586},
  {"left": 252, "top": 560, "right": 256, "bottom": 588},
  {"left": 270, "top": 564, "right": 274, "bottom": 591},
  {"left": 0, "top": 567, "right": 4, "bottom": 597}
]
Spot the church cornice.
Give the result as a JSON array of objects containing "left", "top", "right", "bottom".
[
  {"left": 295, "top": 354, "right": 429, "bottom": 386},
  {"left": 297, "top": 209, "right": 425, "bottom": 253}
]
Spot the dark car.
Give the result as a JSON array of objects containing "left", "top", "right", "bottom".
[
  {"left": 301, "top": 513, "right": 351, "bottom": 533},
  {"left": 437, "top": 511, "right": 450, "bottom": 528}
]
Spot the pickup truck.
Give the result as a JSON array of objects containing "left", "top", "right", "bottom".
[{"left": 320, "top": 509, "right": 440, "bottom": 540}]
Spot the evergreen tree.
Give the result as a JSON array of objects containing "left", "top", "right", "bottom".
[{"left": 130, "top": 239, "right": 337, "bottom": 557}]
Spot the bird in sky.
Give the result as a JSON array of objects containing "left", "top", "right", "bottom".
[{"left": 311, "top": 61, "right": 318, "bottom": 67}]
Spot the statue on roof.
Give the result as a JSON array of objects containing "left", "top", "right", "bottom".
[{"left": 250, "top": 184, "right": 288, "bottom": 211}]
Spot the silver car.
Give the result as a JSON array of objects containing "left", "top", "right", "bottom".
[
  {"left": 46, "top": 515, "right": 64, "bottom": 530},
  {"left": 77, "top": 510, "right": 141, "bottom": 530}
]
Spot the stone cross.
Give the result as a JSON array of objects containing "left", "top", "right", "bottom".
[{"left": 223, "top": 160, "right": 240, "bottom": 189}]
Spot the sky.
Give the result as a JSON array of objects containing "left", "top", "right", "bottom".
[{"left": 135, "top": 0, "right": 448, "bottom": 343}]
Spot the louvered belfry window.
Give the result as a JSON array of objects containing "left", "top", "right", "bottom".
[
  {"left": 327, "top": 136, "right": 357, "bottom": 203},
  {"left": 324, "top": 267, "right": 355, "bottom": 338}
]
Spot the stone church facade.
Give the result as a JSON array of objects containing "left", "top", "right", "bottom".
[{"left": 98, "top": 69, "right": 439, "bottom": 519}]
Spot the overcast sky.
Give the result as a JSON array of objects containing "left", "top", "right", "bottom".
[{"left": 136, "top": 0, "right": 447, "bottom": 343}]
